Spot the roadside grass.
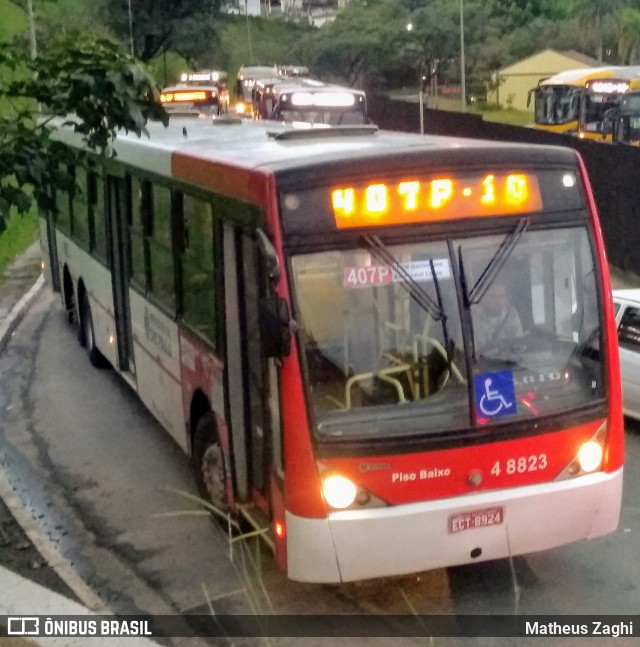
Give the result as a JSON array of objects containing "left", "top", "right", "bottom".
[
  {"left": 0, "top": 210, "right": 39, "bottom": 282},
  {"left": 480, "top": 105, "right": 532, "bottom": 126},
  {"left": 388, "top": 90, "right": 532, "bottom": 126}
]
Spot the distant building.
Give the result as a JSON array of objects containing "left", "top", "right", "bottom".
[
  {"left": 487, "top": 49, "right": 601, "bottom": 112},
  {"left": 225, "top": 0, "right": 342, "bottom": 25}
]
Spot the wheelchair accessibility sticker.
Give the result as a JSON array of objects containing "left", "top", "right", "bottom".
[{"left": 474, "top": 371, "right": 517, "bottom": 419}]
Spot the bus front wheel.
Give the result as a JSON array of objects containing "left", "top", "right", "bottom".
[{"left": 193, "top": 412, "right": 229, "bottom": 514}]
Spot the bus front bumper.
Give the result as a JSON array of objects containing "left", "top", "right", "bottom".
[{"left": 285, "top": 468, "right": 623, "bottom": 583}]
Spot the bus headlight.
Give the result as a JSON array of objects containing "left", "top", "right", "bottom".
[
  {"left": 322, "top": 474, "right": 357, "bottom": 509},
  {"left": 578, "top": 440, "right": 603, "bottom": 473},
  {"left": 555, "top": 421, "right": 607, "bottom": 480}
]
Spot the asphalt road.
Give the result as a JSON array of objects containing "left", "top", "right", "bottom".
[{"left": 2, "top": 244, "right": 640, "bottom": 646}]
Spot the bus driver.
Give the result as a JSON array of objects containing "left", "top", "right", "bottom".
[{"left": 473, "top": 281, "right": 523, "bottom": 350}]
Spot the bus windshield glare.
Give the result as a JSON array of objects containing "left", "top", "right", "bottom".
[{"left": 292, "top": 226, "right": 601, "bottom": 440}]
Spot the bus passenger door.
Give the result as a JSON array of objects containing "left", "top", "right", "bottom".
[
  {"left": 224, "top": 224, "right": 279, "bottom": 509},
  {"left": 106, "top": 174, "right": 135, "bottom": 378}
]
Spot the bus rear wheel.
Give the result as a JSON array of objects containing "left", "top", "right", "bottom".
[
  {"left": 80, "top": 292, "right": 107, "bottom": 368},
  {"left": 193, "top": 412, "right": 229, "bottom": 514}
]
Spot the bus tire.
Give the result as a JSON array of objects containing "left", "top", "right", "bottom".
[
  {"left": 63, "top": 268, "right": 75, "bottom": 324},
  {"left": 80, "top": 292, "right": 107, "bottom": 368},
  {"left": 193, "top": 412, "right": 229, "bottom": 514}
]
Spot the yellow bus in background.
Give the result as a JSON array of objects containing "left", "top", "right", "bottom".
[
  {"left": 530, "top": 66, "right": 640, "bottom": 140},
  {"left": 603, "top": 90, "right": 640, "bottom": 145}
]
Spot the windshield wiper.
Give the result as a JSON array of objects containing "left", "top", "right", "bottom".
[
  {"left": 362, "top": 234, "right": 453, "bottom": 364},
  {"left": 457, "top": 218, "right": 529, "bottom": 359},
  {"left": 468, "top": 217, "right": 529, "bottom": 305},
  {"left": 363, "top": 234, "right": 443, "bottom": 319}
]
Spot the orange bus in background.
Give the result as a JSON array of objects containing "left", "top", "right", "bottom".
[{"left": 160, "top": 70, "right": 229, "bottom": 116}]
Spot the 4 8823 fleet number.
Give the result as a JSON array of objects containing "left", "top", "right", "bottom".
[{"left": 490, "top": 453, "right": 548, "bottom": 477}]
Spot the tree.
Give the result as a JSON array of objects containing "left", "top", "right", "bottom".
[
  {"left": 406, "top": 1, "right": 464, "bottom": 92},
  {"left": 618, "top": 7, "right": 640, "bottom": 63},
  {"left": 576, "top": 0, "right": 622, "bottom": 63},
  {"left": 302, "top": 0, "right": 409, "bottom": 89},
  {"left": 97, "top": 0, "right": 223, "bottom": 62},
  {"left": 0, "top": 33, "right": 167, "bottom": 233}
]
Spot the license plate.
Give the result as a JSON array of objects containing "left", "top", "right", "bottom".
[{"left": 449, "top": 506, "right": 504, "bottom": 533}]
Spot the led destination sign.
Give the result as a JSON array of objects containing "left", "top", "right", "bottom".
[
  {"left": 586, "top": 80, "right": 630, "bottom": 94},
  {"left": 160, "top": 90, "right": 211, "bottom": 103},
  {"left": 331, "top": 173, "right": 543, "bottom": 229}
]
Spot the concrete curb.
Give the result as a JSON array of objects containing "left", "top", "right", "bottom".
[
  {"left": 0, "top": 276, "right": 159, "bottom": 644},
  {"left": 0, "top": 274, "right": 45, "bottom": 355}
]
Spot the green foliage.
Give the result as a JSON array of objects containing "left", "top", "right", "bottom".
[
  {"left": 618, "top": 7, "right": 640, "bottom": 63},
  {"left": 0, "top": 210, "right": 39, "bottom": 278},
  {"left": 481, "top": 0, "right": 574, "bottom": 27},
  {"left": 302, "top": 0, "right": 410, "bottom": 89},
  {"left": 97, "top": 0, "right": 223, "bottom": 62},
  {"left": 147, "top": 51, "right": 192, "bottom": 88},
  {"left": 0, "top": 0, "right": 27, "bottom": 43},
  {"left": 0, "top": 33, "right": 168, "bottom": 233},
  {"left": 218, "top": 16, "right": 312, "bottom": 89}
]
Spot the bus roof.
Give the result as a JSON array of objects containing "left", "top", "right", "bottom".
[
  {"left": 268, "top": 77, "right": 366, "bottom": 98},
  {"left": 179, "top": 70, "right": 227, "bottom": 84},
  {"left": 237, "top": 65, "right": 279, "bottom": 80},
  {"left": 51, "top": 117, "right": 579, "bottom": 197},
  {"left": 538, "top": 66, "right": 621, "bottom": 86}
]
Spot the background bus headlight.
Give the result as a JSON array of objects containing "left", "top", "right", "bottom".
[{"left": 322, "top": 474, "right": 357, "bottom": 509}]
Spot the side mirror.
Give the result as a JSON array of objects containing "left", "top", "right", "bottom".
[{"left": 259, "top": 296, "right": 292, "bottom": 358}]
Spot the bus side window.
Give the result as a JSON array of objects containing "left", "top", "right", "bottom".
[
  {"left": 618, "top": 307, "right": 640, "bottom": 352},
  {"left": 72, "top": 166, "right": 91, "bottom": 249},
  {"left": 180, "top": 194, "right": 216, "bottom": 345},
  {"left": 89, "top": 168, "right": 108, "bottom": 262},
  {"left": 129, "top": 177, "right": 149, "bottom": 291},
  {"left": 55, "top": 163, "right": 72, "bottom": 235},
  {"left": 148, "top": 184, "right": 176, "bottom": 314}
]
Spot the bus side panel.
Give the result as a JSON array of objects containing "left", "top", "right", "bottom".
[
  {"left": 55, "top": 233, "right": 118, "bottom": 369},
  {"left": 577, "top": 152, "right": 625, "bottom": 472},
  {"left": 129, "top": 291, "right": 187, "bottom": 451},
  {"left": 178, "top": 330, "right": 226, "bottom": 448},
  {"left": 286, "top": 469, "right": 622, "bottom": 583}
]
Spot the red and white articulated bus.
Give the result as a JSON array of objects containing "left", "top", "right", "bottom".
[{"left": 40, "top": 116, "right": 623, "bottom": 583}]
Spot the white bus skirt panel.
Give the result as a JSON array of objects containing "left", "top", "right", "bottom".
[{"left": 285, "top": 468, "right": 623, "bottom": 583}]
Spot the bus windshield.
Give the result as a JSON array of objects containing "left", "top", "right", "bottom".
[
  {"left": 581, "top": 91, "right": 623, "bottom": 133},
  {"left": 291, "top": 225, "right": 602, "bottom": 440},
  {"left": 617, "top": 115, "right": 640, "bottom": 143},
  {"left": 535, "top": 85, "right": 581, "bottom": 125}
]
